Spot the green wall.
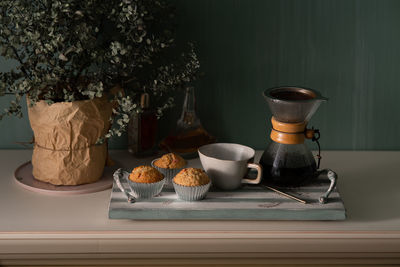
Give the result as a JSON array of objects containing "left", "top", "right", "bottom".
[{"left": 1, "top": 0, "right": 400, "bottom": 150}]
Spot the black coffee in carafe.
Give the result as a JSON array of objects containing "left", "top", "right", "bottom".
[
  {"left": 265, "top": 165, "right": 316, "bottom": 186},
  {"left": 260, "top": 142, "right": 318, "bottom": 187}
]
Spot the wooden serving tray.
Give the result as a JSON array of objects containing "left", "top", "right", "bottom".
[{"left": 108, "top": 179, "right": 346, "bottom": 220}]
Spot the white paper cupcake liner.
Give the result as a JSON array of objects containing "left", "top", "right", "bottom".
[
  {"left": 151, "top": 159, "right": 184, "bottom": 189},
  {"left": 173, "top": 181, "right": 211, "bottom": 201},
  {"left": 128, "top": 178, "right": 165, "bottom": 199}
]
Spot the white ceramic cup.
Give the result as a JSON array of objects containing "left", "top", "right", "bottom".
[{"left": 198, "top": 143, "right": 262, "bottom": 190}]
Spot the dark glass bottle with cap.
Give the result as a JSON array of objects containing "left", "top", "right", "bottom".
[{"left": 128, "top": 93, "right": 158, "bottom": 157}]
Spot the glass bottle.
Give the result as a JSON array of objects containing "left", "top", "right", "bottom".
[
  {"left": 128, "top": 93, "right": 158, "bottom": 157},
  {"left": 160, "top": 87, "right": 215, "bottom": 158},
  {"left": 177, "top": 86, "right": 201, "bottom": 131}
]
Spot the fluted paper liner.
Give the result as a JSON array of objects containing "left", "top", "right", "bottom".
[
  {"left": 173, "top": 181, "right": 211, "bottom": 201},
  {"left": 27, "top": 97, "right": 113, "bottom": 185},
  {"left": 129, "top": 178, "right": 165, "bottom": 199}
]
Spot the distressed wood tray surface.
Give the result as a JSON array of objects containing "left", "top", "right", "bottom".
[{"left": 108, "top": 179, "right": 346, "bottom": 220}]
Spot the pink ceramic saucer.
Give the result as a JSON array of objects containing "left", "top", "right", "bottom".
[{"left": 14, "top": 161, "right": 115, "bottom": 195}]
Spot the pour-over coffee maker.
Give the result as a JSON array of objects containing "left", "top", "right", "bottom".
[{"left": 260, "top": 87, "right": 337, "bottom": 204}]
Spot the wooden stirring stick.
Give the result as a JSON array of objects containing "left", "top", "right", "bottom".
[{"left": 263, "top": 185, "right": 307, "bottom": 204}]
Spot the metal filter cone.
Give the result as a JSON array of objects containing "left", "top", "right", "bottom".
[{"left": 263, "top": 87, "right": 327, "bottom": 123}]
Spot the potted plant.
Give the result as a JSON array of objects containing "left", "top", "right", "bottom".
[{"left": 0, "top": 0, "right": 200, "bottom": 185}]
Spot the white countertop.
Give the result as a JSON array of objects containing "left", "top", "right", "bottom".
[{"left": 1, "top": 150, "right": 400, "bottom": 265}]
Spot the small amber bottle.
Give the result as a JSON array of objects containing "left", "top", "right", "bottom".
[{"left": 128, "top": 93, "right": 158, "bottom": 157}]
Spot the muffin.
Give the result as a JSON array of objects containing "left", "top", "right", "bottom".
[
  {"left": 129, "top": 165, "right": 164, "bottom": 183},
  {"left": 152, "top": 153, "right": 187, "bottom": 189},
  {"left": 172, "top": 168, "right": 211, "bottom": 201},
  {"left": 154, "top": 153, "right": 186, "bottom": 169},
  {"left": 128, "top": 166, "right": 165, "bottom": 199}
]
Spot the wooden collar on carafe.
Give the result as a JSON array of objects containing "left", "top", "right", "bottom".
[{"left": 270, "top": 116, "right": 316, "bottom": 145}]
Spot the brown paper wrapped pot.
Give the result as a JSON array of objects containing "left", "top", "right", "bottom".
[{"left": 27, "top": 97, "right": 113, "bottom": 185}]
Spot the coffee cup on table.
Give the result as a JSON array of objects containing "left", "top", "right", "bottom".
[{"left": 198, "top": 143, "right": 262, "bottom": 190}]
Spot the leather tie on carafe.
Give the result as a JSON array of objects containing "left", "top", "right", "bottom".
[{"left": 269, "top": 116, "right": 322, "bottom": 169}]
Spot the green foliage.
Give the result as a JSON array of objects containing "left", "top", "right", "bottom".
[{"left": 0, "top": 0, "right": 200, "bottom": 139}]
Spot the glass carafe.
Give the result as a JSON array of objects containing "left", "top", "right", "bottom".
[
  {"left": 260, "top": 142, "right": 317, "bottom": 187},
  {"left": 259, "top": 87, "right": 338, "bottom": 203}
]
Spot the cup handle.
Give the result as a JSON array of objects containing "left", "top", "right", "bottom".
[{"left": 242, "top": 163, "right": 263, "bottom": 185}]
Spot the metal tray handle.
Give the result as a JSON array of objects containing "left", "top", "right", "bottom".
[
  {"left": 113, "top": 168, "right": 136, "bottom": 203},
  {"left": 316, "top": 169, "right": 338, "bottom": 204}
]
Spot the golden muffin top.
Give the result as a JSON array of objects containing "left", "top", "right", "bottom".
[
  {"left": 154, "top": 153, "right": 186, "bottom": 169},
  {"left": 129, "top": 165, "right": 164, "bottom": 183},
  {"left": 173, "top": 168, "right": 210, "bottom": 186}
]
